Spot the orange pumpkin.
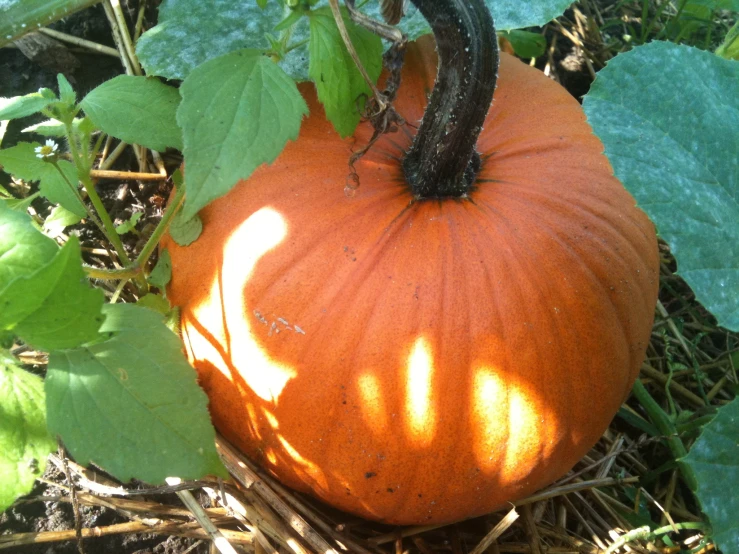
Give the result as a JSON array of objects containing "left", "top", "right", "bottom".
[{"left": 164, "top": 35, "right": 659, "bottom": 524}]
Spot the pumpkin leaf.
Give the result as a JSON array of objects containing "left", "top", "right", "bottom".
[
  {"left": 363, "top": 0, "right": 573, "bottom": 39},
  {"left": 0, "top": 142, "right": 87, "bottom": 218},
  {"left": 0, "top": 355, "right": 56, "bottom": 513},
  {"left": 500, "top": 30, "right": 547, "bottom": 59},
  {"left": 0, "top": 236, "right": 105, "bottom": 351},
  {"left": 583, "top": 42, "right": 739, "bottom": 331},
  {"left": 136, "top": 0, "right": 311, "bottom": 81},
  {"left": 46, "top": 304, "right": 228, "bottom": 483},
  {"left": 308, "top": 7, "right": 383, "bottom": 138},
  {"left": 177, "top": 49, "right": 308, "bottom": 219},
  {"left": 80, "top": 76, "right": 183, "bottom": 152},
  {"left": 682, "top": 397, "right": 739, "bottom": 552}
]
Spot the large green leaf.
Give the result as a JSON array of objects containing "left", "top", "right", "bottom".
[
  {"left": 0, "top": 142, "right": 87, "bottom": 217},
  {"left": 0, "top": 201, "right": 58, "bottom": 289},
  {"left": 583, "top": 42, "right": 739, "bottom": 331},
  {"left": 137, "top": 0, "right": 312, "bottom": 81},
  {"left": 136, "top": 0, "right": 571, "bottom": 82},
  {"left": 80, "top": 76, "right": 183, "bottom": 152},
  {"left": 0, "top": 355, "right": 56, "bottom": 513},
  {"left": 0, "top": 236, "right": 105, "bottom": 351},
  {"left": 177, "top": 49, "right": 308, "bottom": 219},
  {"left": 0, "top": 0, "right": 101, "bottom": 47},
  {"left": 683, "top": 398, "right": 739, "bottom": 553},
  {"left": 364, "top": 0, "right": 574, "bottom": 39},
  {"left": 46, "top": 304, "right": 227, "bottom": 483},
  {"left": 309, "top": 7, "right": 383, "bottom": 137}
]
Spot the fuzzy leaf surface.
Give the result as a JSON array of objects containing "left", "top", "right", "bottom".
[
  {"left": 81, "top": 76, "right": 182, "bottom": 152},
  {"left": 583, "top": 42, "right": 739, "bottom": 331},
  {"left": 683, "top": 398, "right": 739, "bottom": 553},
  {"left": 0, "top": 142, "right": 87, "bottom": 217},
  {"left": 0, "top": 356, "right": 55, "bottom": 512},
  {"left": 136, "top": 0, "right": 311, "bottom": 81},
  {"left": 177, "top": 49, "right": 307, "bottom": 219},
  {"left": 46, "top": 304, "right": 227, "bottom": 483}
]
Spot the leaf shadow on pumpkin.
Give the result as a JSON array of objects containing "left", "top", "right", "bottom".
[{"left": 164, "top": 37, "right": 660, "bottom": 525}]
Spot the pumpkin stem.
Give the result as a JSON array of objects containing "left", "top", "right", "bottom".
[{"left": 402, "top": 0, "right": 498, "bottom": 198}]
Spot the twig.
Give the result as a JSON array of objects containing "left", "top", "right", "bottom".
[
  {"left": 166, "top": 477, "right": 239, "bottom": 554},
  {"left": 469, "top": 508, "right": 520, "bottom": 554},
  {"left": 99, "top": 141, "right": 128, "bottom": 170},
  {"left": 327, "top": 0, "right": 386, "bottom": 111},
  {"left": 107, "top": 0, "right": 142, "bottom": 74},
  {"left": 216, "top": 437, "right": 339, "bottom": 554},
  {"left": 0, "top": 521, "right": 253, "bottom": 550},
  {"left": 90, "top": 169, "right": 167, "bottom": 181},
  {"left": 38, "top": 28, "right": 120, "bottom": 57},
  {"left": 57, "top": 445, "right": 86, "bottom": 554}
]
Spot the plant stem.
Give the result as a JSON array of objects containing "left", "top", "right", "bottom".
[
  {"left": 135, "top": 180, "right": 186, "bottom": 270},
  {"left": 84, "top": 265, "right": 142, "bottom": 281},
  {"left": 63, "top": 120, "right": 132, "bottom": 267},
  {"left": 631, "top": 380, "right": 699, "bottom": 491},
  {"left": 402, "top": 0, "right": 498, "bottom": 199}
]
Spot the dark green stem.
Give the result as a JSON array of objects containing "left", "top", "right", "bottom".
[{"left": 402, "top": 0, "right": 498, "bottom": 198}]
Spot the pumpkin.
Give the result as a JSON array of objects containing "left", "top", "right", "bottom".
[{"left": 164, "top": 30, "right": 659, "bottom": 524}]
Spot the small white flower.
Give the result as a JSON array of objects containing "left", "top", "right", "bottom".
[{"left": 34, "top": 139, "right": 59, "bottom": 160}]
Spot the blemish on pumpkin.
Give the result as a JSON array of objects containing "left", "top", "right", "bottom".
[{"left": 365, "top": 472, "right": 377, "bottom": 478}]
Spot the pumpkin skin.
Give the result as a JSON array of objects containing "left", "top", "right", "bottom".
[{"left": 164, "top": 37, "right": 659, "bottom": 525}]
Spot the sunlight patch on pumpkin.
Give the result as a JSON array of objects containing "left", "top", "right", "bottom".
[
  {"left": 357, "top": 372, "right": 389, "bottom": 435},
  {"left": 277, "top": 434, "right": 329, "bottom": 492},
  {"left": 190, "top": 207, "right": 297, "bottom": 404},
  {"left": 405, "top": 337, "right": 436, "bottom": 447},
  {"left": 472, "top": 367, "right": 541, "bottom": 479}
]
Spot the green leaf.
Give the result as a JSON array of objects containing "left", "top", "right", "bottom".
[
  {"left": 3, "top": 191, "right": 41, "bottom": 213},
  {"left": 500, "top": 30, "right": 547, "bottom": 59},
  {"left": 43, "top": 205, "right": 82, "bottom": 238},
  {"left": 0, "top": 142, "right": 87, "bottom": 218},
  {"left": 0, "top": 236, "right": 105, "bottom": 351},
  {"left": 22, "top": 117, "right": 95, "bottom": 138},
  {"left": 308, "top": 7, "right": 382, "bottom": 137},
  {"left": 168, "top": 210, "right": 202, "bottom": 246},
  {"left": 137, "top": 0, "right": 312, "bottom": 81},
  {"left": 0, "top": 356, "right": 56, "bottom": 512},
  {"left": 0, "top": 93, "right": 54, "bottom": 121},
  {"left": 0, "top": 0, "right": 101, "bottom": 47},
  {"left": 137, "top": 293, "right": 171, "bottom": 315},
  {"left": 683, "top": 397, "right": 739, "bottom": 552},
  {"left": 46, "top": 303, "right": 227, "bottom": 483},
  {"left": 0, "top": 201, "right": 58, "bottom": 290},
  {"left": 115, "top": 211, "right": 143, "bottom": 235},
  {"left": 177, "top": 49, "right": 308, "bottom": 219},
  {"left": 275, "top": 7, "right": 306, "bottom": 32},
  {"left": 56, "top": 74, "right": 76, "bottom": 106},
  {"left": 688, "top": 0, "right": 739, "bottom": 9},
  {"left": 363, "top": 0, "right": 573, "bottom": 40},
  {"left": 148, "top": 248, "right": 172, "bottom": 289},
  {"left": 583, "top": 42, "right": 739, "bottom": 331},
  {"left": 81, "top": 76, "right": 182, "bottom": 152}
]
